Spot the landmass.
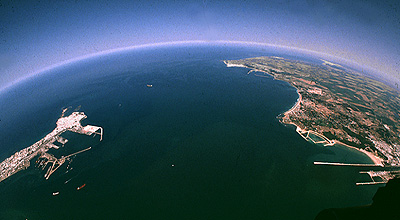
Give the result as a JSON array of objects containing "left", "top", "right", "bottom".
[
  {"left": 224, "top": 56, "right": 400, "bottom": 169},
  {"left": 0, "top": 111, "right": 103, "bottom": 183}
]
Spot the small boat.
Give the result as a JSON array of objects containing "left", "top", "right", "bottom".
[
  {"left": 64, "top": 178, "right": 72, "bottom": 184},
  {"left": 52, "top": 192, "right": 60, "bottom": 196},
  {"left": 147, "top": 84, "right": 153, "bottom": 88},
  {"left": 77, "top": 184, "right": 86, "bottom": 190}
]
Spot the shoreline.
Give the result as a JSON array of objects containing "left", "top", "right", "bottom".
[
  {"left": 282, "top": 92, "right": 384, "bottom": 166},
  {"left": 223, "top": 61, "right": 247, "bottom": 68},
  {"left": 334, "top": 140, "right": 384, "bottom": 166},
  {"left": 224, "top": 60, "right": 385, "bottom": 166},
  {"left": 288, "top": 120, "right": 384, "bottom": 166},
  {"left": 284, "top": 88, "right": 302, "bottom": 116},
  {"left": 277, "top": 72, "right": 384, "bottom": 166}
]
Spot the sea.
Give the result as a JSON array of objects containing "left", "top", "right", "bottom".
[{"left": 0, "top": 43, "right": 379, "bottom": 219}]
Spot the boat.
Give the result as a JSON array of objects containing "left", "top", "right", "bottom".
[
  {"left": 77, "top": 184, "right": 86, "bottom": 190},
  {"left": 52, "top": 192, "right": 60, "bottom": 196},
  {"left": 147, "top": 84, "right": 153, "bottom": 88},
  {"left": 64, "top": 178, "right": 72, "bottom": 184}
]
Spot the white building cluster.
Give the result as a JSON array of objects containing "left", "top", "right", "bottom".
[{"left": 0, "top": 112, "right": 103, "bottom": 182}]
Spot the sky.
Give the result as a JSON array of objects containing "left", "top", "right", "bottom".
[{"left": 1, "top": 0, "right": 400, "bottom": 90}]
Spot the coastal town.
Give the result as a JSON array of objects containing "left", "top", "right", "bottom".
[
  {"left": 225, "top": 56, "right": 400, "bottom": 184},
  {"left": 0, "top": 111, "right": 103, "bottom": 183}
]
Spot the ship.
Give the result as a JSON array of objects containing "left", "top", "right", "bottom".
[
  {"left": 52, "top": 192, "right": 59, "bottom": 196},
  {"left": 77, "top": 184, "right": 86, "bottom": 190},
  {"left": 147, "top": 84, "right": 153, "bottom": 88}
]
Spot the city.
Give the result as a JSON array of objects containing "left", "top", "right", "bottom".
[{"left": 0, "top": 111, "right": 103, "bottom": 183}]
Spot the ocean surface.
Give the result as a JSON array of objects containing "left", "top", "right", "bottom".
[{"left": 0, "top": 44, "right": 379, "bottom": 219}]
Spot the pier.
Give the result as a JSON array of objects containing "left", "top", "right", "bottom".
[
  {"left": 313, "top": 161, "right": 382, "bottom": 167},
  {"left": 356, "top": 170, "right": 400, "bottom": 185},
  {"left": 39, "top": 147, "right": 92, "bottom": 179},
  {"left": 314, "top": 161, "right": 400, "bottom": 185}
]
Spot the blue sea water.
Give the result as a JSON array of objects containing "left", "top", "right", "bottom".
[{"left": 0, "top": 44, "right": 378, "bottom": 219}]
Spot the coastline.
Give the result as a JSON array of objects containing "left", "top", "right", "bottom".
[
  {"left": 224, "top": 60, "right": 385, "bottom": 166},
  {"left": 282, "top": 89, "right": 384, "bottom": 166},
  {"left": 223, "top": 61, "right": 247, "bottom": 68},
  {"left": 287, "top": 120, "right": 383, "bottom": 166},
  {"left": 284, "top": 88, "right": 302, "bottom": 116},
  {"left": 334, "top": 140, "right": 384, "bottom": 166}
]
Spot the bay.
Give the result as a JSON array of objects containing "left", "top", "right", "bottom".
[{"left": 0, "top": 44, "right": 378, "bottom": 219}]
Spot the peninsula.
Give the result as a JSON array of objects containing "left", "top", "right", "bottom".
[
  {"left": 0, "top": 111, "right": 103, "bottom": 183},
  {"left": 224, "top": 56, "right": 400, "bottom": 168}
]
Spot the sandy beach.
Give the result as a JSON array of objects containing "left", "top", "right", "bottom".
[
  {"left": 334, "top": 140, "right": 384, "bottom": 166},
  {"left": 284, "top": 89, "right": 302, "bottom": 116}
]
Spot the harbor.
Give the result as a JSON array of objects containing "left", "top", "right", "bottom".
[{"left": 0, "top": 111, "right": 103, "bottom": 182}]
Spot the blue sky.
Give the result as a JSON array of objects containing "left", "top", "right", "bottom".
[{"left": 1, "top": 0, "right": 399, "bottom": 90}]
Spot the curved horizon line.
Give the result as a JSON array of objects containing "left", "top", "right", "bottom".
[{"left": 0, "top": 40, "right": 377, "bottom": 92}]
